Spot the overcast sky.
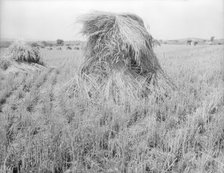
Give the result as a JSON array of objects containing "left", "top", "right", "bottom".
[{"left": 0, "top": 0, "right": 223, "bottom": 41}]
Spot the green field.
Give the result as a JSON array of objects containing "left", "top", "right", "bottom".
[{"left": 0, "top": 45, "right": 224, "bottom": 172}]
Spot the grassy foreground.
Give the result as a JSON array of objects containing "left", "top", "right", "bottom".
[{"left": 0, "top": 45, "right": 223, "bottom": 172}]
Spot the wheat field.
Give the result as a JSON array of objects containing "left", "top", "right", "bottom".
[{"left": 0, "top": 44, "right": 223, "bottom": 172}]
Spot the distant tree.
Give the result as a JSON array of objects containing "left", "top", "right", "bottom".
[
  {"left": 57, "top": 39, "right": 64, "bottom": 45},
  {"left": 0, "top": 41, "right": 12, "bottom": 48},
  {"left": 40, "top": 41, "right": 54, "bottom": 47},
  {"left": 47, "top": 43, "right": 54, "bottom": 47},
  {"left": 210, "top": 36, "right": 215, "bottom": 42},
  {"left": 41, "top": 41, "right": 48, "bottom": 47}
]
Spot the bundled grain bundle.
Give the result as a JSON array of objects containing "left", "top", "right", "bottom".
[
  {"left": 78, "top": 11, "right": 176, "bottom": 102},
  {"left": 0, "top": 41, "right": 46, "bottom": 74},
  {"left": 8, "top": 41, "right": 44, "bottom": 65}
]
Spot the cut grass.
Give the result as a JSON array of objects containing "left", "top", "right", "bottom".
[{"left": 0, "top": 45, "right": 223, "bottom": 172}]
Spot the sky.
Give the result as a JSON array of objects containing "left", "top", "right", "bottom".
[{"left": 0, "top": 0, "right": 223, "bottom": 41}]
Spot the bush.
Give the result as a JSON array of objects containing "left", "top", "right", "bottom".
[{"left": 56, "top": 39, "right": 64, "bottom": 46}]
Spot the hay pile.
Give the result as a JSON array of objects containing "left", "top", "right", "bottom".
[
  {"left": 0, "top": 41, "right": 45, "bottom": 73},
  {"left": 8, "top": 41, "right": 44, "bottom": 65},
  {"left": 76, "top": 12, "right": 176, "bottom": 102}
]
